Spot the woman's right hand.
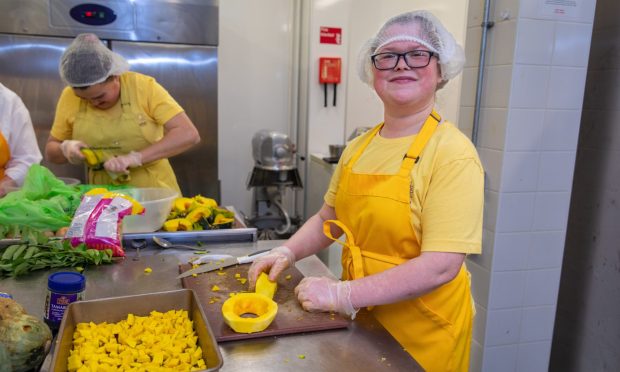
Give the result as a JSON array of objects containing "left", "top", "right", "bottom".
[
  {"left": 248, "top": 246, "right": 296, "bottom": 290},
  {"left": 59, "top": 140, "right": 88, "bottom": 164}
]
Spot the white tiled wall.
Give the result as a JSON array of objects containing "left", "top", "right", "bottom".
[{"left": 462, "top": 0, "right": 596, "bottom": 371}]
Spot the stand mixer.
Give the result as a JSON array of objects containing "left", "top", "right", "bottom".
[{"left": 245, "top": 130, "right": 302, "bottom": 239}]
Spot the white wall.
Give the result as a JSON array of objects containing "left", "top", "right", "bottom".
[
  {"left": 462, "top": 0, "right": 597, "bottom": 371},
  {"left": 218, "top": 0, "right": 296, "bottom": 215}
]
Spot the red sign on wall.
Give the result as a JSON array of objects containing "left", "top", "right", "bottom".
[{"left": 320, "top": 27, "right": 342, "bottom": 45}]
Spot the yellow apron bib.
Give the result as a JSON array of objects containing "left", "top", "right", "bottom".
[
  {"left": 72, "top": 80, "right": 181, "bottom": 193},
  {"left": 0, "top": 131, "right": 10, "bottom": 180},
  {"left": 324, "top": 110, "right": 474, "bottom": 372}
]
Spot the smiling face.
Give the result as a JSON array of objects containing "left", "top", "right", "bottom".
[
  {"left": 72, "top": 76, "right": 121, "bottom": 110},
  {"left": 371, "top": 28, "right": 441, "bottom": 112}
]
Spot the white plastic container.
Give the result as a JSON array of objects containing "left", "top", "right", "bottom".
[{"left": 119, "top": 187, "right": 178, "bottom": 233}]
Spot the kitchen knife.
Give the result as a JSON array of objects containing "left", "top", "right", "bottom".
[{"left": 176, "top": 249, "right": 271, "bottom": 279}]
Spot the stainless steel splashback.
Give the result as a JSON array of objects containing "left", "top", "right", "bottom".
[{"left": 0, "top": 0, "right": 219, "bottom": 199}]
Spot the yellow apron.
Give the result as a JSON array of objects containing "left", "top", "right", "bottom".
[
  {"left": 72, "top": 80, "right": 181, "bottom": 193},
  {"left": 0, "top": 131, "right": 10, "bottom": 180},
  {"left": 324, "top": 110, "right": 474, "bottom": 371}
]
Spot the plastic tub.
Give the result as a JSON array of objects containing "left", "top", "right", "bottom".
[{"left": 120, "top": 187, "right": 178, "bottom": 233}]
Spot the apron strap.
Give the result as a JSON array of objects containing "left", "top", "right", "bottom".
[
  {"left": 398, "top": 110, "right": 441, "bottom": 176},
  {"left": 323, "top": 219, "right": 365, "bottom": 280}
]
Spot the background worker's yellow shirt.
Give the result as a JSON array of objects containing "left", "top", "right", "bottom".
[
  {"left": 325, "top": 121, "right": 484, "bottom": 255},
  {"left": 51, "top": 72, "right": 184, "bottom": 140}
]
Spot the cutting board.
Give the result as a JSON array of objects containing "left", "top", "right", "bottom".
[
  {"left": 179, "top": 263, "right": 349, "bottom": 342},
  {"left": 179, "top": 264, "right": 349, "bottom": 342}
]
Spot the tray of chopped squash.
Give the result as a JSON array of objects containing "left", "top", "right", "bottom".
[{"left": 50, "top": 289, "right": 222, "bottom": 371}]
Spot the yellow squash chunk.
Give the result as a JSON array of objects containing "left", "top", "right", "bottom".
[
  {"left": 173, "top": 197, "right": 194, "bottom": 214},
  {"left": 193, "top": 195, "right": 218, "bottom": 209},
  {"left": 80, "top": 148, "right": 103, "bottom": 168},
  {"left": 221, "top": 293, "right": 278, "bottom": 334},
  {"left": 186, "top": 206, "right": 212, "bottom": 223},
  {"left": 162, "top": 218, "right": 193, "bottom": 232},
  {"left": 255, "top": 272, "right": 277, "bottom": 299}
]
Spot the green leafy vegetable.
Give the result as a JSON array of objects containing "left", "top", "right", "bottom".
[{"left": 0, "top": 237, "right": 113, "bottom": 277}]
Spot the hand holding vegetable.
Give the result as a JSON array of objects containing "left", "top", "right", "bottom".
[
  {"left": 248, "top": 246, "right": 295, "bottom": 289},
  {"left": 104, "top": 151, "right": 142, "bottom": 173},
  {"left": 295, "top": 276, "right": 358, "bottom": 319},
  {"left": 59, "top": 140, "right": 87, "bottom": 164}
]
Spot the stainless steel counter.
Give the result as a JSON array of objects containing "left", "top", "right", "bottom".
[{"left": 1, "top": 240, "right": 422, "bottom": 371}]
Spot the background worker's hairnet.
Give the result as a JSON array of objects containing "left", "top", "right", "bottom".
[
  {"left": 357, "top": 10, "right": 465, "bottom": 88},
  {"left": 59, "top": 33, "right": 130, "bottom": 87}
]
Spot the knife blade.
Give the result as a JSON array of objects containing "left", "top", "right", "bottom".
[{"left": 176, "top": 249, "right": 271, "bottom": 279}]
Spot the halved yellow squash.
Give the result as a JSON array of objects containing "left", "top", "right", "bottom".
[{"left": 221, "top": 293, "right": 278, "bottom": 333}]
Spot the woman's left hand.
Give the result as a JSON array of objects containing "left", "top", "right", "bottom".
[
  {"left": 295, "top": 276, "right": 358, "bottom": 319},
  {"left": 104, "top": 151, "right": 142, "bottom": 173}
]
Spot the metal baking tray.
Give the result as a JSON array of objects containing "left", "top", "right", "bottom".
[{"left": 50, "top": 289, "right": 223, "bottom": 372}]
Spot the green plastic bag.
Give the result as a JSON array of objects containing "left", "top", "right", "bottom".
[{"left": 0, "top": 165, "right": 82, "bottom": 231}]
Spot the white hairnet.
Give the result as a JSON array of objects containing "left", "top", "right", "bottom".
[
  {"left": 357, "top": 10, "right": 465, "bottom": 87},
  {"left": 59, "top": 33, "right": 129, "bottom": 87}
]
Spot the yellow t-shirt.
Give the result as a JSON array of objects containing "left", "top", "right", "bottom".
[
  {"left": 51, "top": 72, "right": 184, "bottom": 140},
  {"left": 325, "top": 121, "right": 484, "bottom": 254}
]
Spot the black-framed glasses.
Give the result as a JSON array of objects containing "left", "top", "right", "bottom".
[{"left": 371, "top": 50, "right": 437, "bottom": 70}]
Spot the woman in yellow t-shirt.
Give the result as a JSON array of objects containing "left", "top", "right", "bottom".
[
  {"left": 45, "top": 33, "right": 200, "bottom": 193},
  {"left": 247, "top": 11, "right": 484, "bottom": 372}
]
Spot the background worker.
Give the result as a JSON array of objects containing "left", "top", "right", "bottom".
[{"left": 45, "top": 33, "right": 200, "bottom": 192}]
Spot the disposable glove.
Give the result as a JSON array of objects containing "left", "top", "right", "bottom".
[
  {"left": 104, "top": 151, "right": 143, "bottom": 173},
  {"left": 295, "top": 276, "right": 359, "bottom": 319},
  {"left": 59, "top": 140, "right": 88, "bottom": 164},
  {"left": 248, "top": 245, "right": 296, "bottom": 289}
]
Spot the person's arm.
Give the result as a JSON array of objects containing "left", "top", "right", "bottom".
[
  {"left": 45, "top": 136, "right": 68, "bottom": 164},
  {"left": 295, "top": 251, "right": 464, "bottom": 318},
  {"left": 103, "top": 112, "right": 200, "bottom": 173},
  {"left": 248, "top": 203, "right": 339, "bottom": 286},
  {"left": 350, "top": 251, "right": 464, "bottom": 307},
  {"left": 140, "top": 112, "right": 200, "bottom": 164},
  {"left": 285, "top": 203, "right": 339, "bottom": 260},
  {"left": 3, "top": 96, "right": 42, "bottom": 184}
]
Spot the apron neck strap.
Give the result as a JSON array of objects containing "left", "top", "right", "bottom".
[
  {"left": 398, "top": 110, "right": 441, "bottom": 176},
  {"left": 347, "top": 110, "right": 441, "bottom": 172}
]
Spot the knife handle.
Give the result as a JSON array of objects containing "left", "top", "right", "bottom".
[{"left": 238, "top": 249, "right": 271, "bottom": 264}]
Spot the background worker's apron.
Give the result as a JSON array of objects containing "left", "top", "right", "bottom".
[
  {"left": 325, "top": 111, "right": 474, "bottom": 372},
  {"left": 72, "top": 81, "right": 180, "bottom": 193},
  {"left": 0, "top": 131, "right": 10, "bottom": 179}
]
